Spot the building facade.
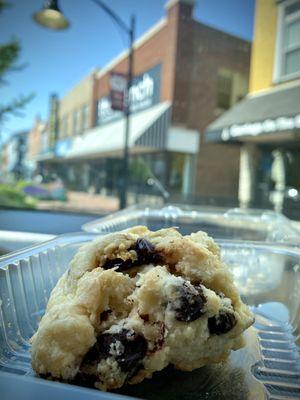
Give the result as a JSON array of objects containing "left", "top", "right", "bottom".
[
  {"left": 206, "top": 0, "right": 300, "bottom": 217},
  {"left": 1, "top": 130, "right": 29, "bottom": 180},
  {"left": 26, "top": 117, "right": 48, "bottom": 177},
  {"left": 32, "top": 0, "right": 250, "bottom": 205}
]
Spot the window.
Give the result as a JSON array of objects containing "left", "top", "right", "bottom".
[
  {"left": 61, "top": 116, "right": 68, "bottom": 138},
  {"left": 81, "top": 104, "right": 89, "bottom": 132},
  {"left": 216, "top": 69, "right": 233, "bottom": 111},
  {"left": 275, "top": 0, "right": 300, "bottom": 80},
  {"left": 72, "top": 111, "right": 77, "bottom": 135},
  {"left": 215, "top": 69, "right": 248, "bottom": 115}
]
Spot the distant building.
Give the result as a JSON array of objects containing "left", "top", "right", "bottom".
[
  {"left": 206, "top": 0, "right": 300, "bottom": 217},
  {"left": 56, "top": 71, "right": 97, "bottom": 152},
  {"left": 1, "top": 130, "right": 29, "bottom": 179},
  {"left": 26, "top": 117, "right": 48, "bottom": 177},
  {"left": 33, "top": 0, "right": 250, "bottom": 203}
]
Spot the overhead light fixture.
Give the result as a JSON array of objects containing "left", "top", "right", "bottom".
[{"left": 33, "top": 0, "right": 69, "bottom": 30}]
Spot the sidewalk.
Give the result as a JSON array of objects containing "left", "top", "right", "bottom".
[{"left": 37, "top": 191, "right": 119, "bottom": 214}]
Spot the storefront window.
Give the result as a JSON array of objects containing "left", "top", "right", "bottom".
[
  {"left": 169, "top": 153, "right": 184, "bottom": 191},
  {"left": 60, "top": 115, "right": 68, "bottom": 138},
  {"left": 72, "top": 110, "right": 80, "bottom": 135},
  {"left": 81, "top": 104, "right": 89, "bottom": 132}
]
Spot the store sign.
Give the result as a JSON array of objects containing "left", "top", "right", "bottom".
[
  {"left": 55, "top": 138, "right": 73, "bottom": 157},
  {"left": 221, "top": 114, "right": 300, "bottom": 141},
  {"left": 110, "top": 72, "right": 127, "bottom": 111},
  {"left": 97, "top": 64, "right": 161, "bottom": 125}
]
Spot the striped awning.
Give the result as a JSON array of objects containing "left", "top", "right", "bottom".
[{"left": 66, "top": 102, "right": 172, "bottom": 160}]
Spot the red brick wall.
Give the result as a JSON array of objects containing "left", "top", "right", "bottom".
[
  {"left": 174, "top": 20, "right": 251, "bottom": 130},
  {"left": 91, "top": 11, "right": 180, "bottom": 126},
  {"left": 172, "top": 17, "right": 251, "bottom": 198}
]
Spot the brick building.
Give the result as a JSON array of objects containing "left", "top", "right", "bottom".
[
  {"left": 34, "top": 0, "right": 250, "bottom": 204},
  {"left": 26, "top": 116, "right": 49, "bottom": 177},
  {"left": 56, "top": 70, "right": 98, "bottom": 151}
]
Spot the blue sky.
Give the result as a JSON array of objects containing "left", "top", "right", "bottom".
[{"left": 0, "top": 0, "right": 255, "bottom": 142}]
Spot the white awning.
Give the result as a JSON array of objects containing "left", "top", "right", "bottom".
[
  {"left": 66, "top": 102, "right": 171, "bottom": 160},
  {"left": 167, "top": 126, "right": 199, "bottom": 154}
]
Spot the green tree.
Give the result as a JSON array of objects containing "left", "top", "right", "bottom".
[{"left": 0, "top": 1, "right": 34, "bottom": 125}]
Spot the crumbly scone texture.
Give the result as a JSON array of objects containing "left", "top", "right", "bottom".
[{"left": 31, "top": 226, "right": 254, "bottom": 390}]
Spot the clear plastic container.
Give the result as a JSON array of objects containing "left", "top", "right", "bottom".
[
  {"left": 0, "top": 232, "right": 300, "bottom": 399},
  {"left": 82, "top": 204, "right": 300, "bottom": 243}
]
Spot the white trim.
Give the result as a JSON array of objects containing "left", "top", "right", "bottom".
[
  {"left": 96, "top": 19, "right": 167, "bottom": 79},
  {"left": 273, "top": 1, "right": 285, "bottom": 82},
  {"left": 275, "top": 69, "right": 300, "bottom": 82}
]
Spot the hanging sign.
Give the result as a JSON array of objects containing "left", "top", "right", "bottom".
[{"left": 109, "top": 72, "right": 127, "bottom": 111}]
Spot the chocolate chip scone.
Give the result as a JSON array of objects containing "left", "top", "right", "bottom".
[{"left": 31, "top": 226, "right": 254, "bottom": 390}]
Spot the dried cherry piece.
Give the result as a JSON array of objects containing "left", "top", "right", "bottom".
[
  {"left": 73, "top": 371, "right": 96, "bottom": 388},
  {"left": 97, "top": 329, "right": 148, "bottom": 373},
  {"left": 173, "top": 282, "right": 207, "bottom": 322},
  {"left": 134, "top": 238, "right": 161, "bottom": 265},
  {"left": 208, "top": 311, "right": 236, "bottom": 335},
  {"left": 102, "top": 238, "right": 161, "bottom": 272},
  {"left": 99, "top": 309, "right": 112, "bottom": 322},
  {"left": 102, "top": 257, "right": 134, "bottom": 271},
  {"left": 139, "top": 313, "right": 150, "bottom": 322}
]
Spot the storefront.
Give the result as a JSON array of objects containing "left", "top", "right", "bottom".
[
  {"left": 44, "top": 57, "right": 200, "bottom": 199},
  {"left": 61, "top": 99, "right": 198, "bottom": 197},
  {"left": 205, "top": 82, "right": 300, "bottom": 216}
]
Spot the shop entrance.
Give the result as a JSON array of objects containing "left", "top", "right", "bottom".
[{"left": 255, "top": 145, "right": 300, "bottom": 218}]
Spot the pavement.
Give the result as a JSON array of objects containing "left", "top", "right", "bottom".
[{"left": 37, "top": 190, "right": 119, "bottom": 214}]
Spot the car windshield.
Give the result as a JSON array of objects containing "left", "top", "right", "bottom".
[{"left": 1, "top": 0, "right": 300, "bottom": 220}]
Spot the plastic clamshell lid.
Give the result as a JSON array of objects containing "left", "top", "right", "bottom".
[
  {"left": 0, "top": 232, "right": 300, "bottom": 399},
  {"left": 82, "top": 204, "right": 300, "bottom": 243}
]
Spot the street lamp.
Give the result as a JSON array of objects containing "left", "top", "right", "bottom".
[
  {"left": 33, "top": 0, "right": 69, "bottom": 30},
  {"left": 33, "top": 0, "right": 135, "bottom": 209}
]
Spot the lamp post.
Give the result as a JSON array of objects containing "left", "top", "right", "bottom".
[{"left": 33, "top": 0, "right": 135, "bottom": 209}]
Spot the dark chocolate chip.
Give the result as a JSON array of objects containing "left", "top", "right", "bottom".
[
  {"left": 100, "top": 309, "right": 112, "bottom": 322},
  {"left": 97, "top": 329, "right": 148, "bottom": 374},
  {"left": 208, "top": 311, "right": 237, "bottom": 335},
  {"left": 173, "top": 282, "right": 207, "bottom": 322}
]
